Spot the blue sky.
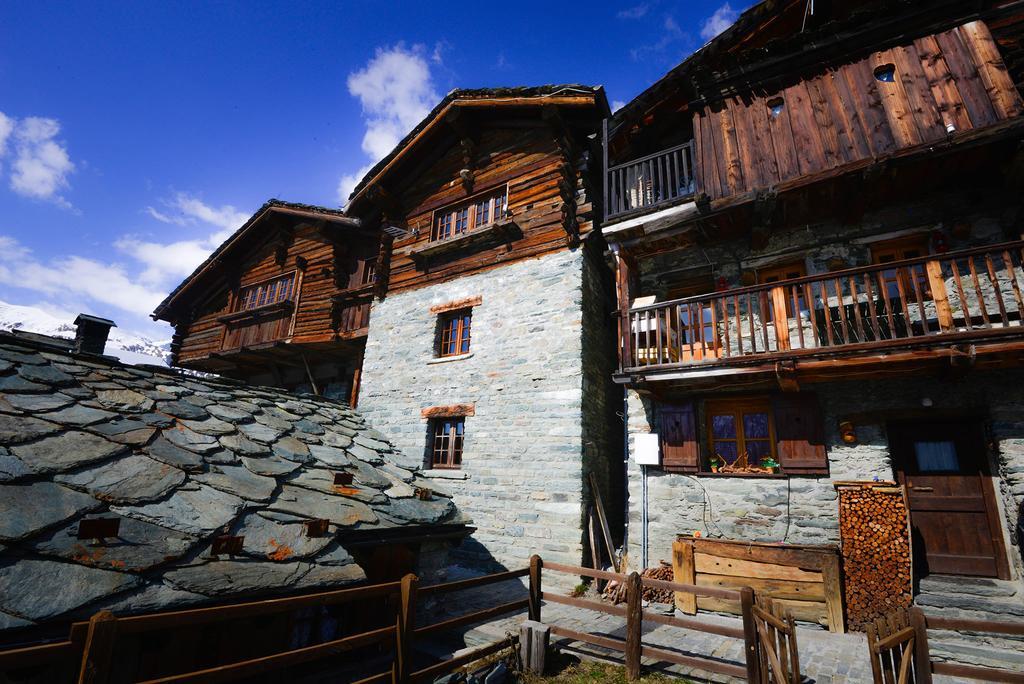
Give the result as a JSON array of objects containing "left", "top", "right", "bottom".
[{"left": 0, "top": 0, "right": 744, "bottom": 339}]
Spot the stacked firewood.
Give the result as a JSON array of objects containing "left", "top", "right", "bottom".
[
  {"left": 601, "top": 563, "right": 674, "bottom": 604},
  {"left": 837, "top": 482, "right": 913, "bottom": 630}
]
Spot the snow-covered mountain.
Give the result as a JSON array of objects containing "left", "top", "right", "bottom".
[{"left": 0, "top": 300, "right": 171, "bottom": 366}]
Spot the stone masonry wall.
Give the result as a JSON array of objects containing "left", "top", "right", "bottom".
[
  {"left": 359, "top": 247, "right": 617, "bottom": 574},
  {"left": 626, "top": 369, "right": 1024, "bottom": 578}
]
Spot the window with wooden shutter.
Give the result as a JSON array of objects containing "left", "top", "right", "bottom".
[
  {"left": 771, "top": 393, "right": 829, "bottom": 475},
  {"left": 659, "top": 403, "right": 699, "bottom": 472}
]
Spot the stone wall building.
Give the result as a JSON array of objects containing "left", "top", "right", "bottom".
[
  {"left": 345, "top": 86, "right": 623, "bottom": 573},
  {"left": 602, "top": 0, "right": 1024, "bottom": 634}
]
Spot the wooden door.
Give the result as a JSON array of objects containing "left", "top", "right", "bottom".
[{"left": 890, "top": 421, "right": 1007, "bottom": 578}]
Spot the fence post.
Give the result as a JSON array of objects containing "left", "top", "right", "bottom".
[
  {"left": 740, "top": 587, "right": 760, "bottom": 684},
  {"left": 625, "top": 572, "right": 643, "bottom": 681},
  {"left": 910, "top": 607, "right": 933, "bottom": 684},
  {"left": 529, "top": 555, "right": 543, "bottom": 623},
  {"left": 393, "top": 574, "right": 419, "bottom": 684},
  {"left": 77, "top": 611, "right": 118, "bottom": 684}
]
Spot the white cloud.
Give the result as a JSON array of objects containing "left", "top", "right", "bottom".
[
  {"left": 118, "top": 193, "right": 247, "bottom": 287},
  {"left": 618, "top": 4, "right": 649, "bottom": 19},
  {"left": 0, "top": 236, "right": 166, "bottom": 317},
  {"left": 612, "top": 100, "right": 627, "bottom": 113},
  {"left": 337, "top": 44, "right": 440, "bottom": 204},
  {"left": 630, "top": 14, "right": 687, "bottom": 62},
  {"left": 700, "top": 3, "right": 739, "bottom": 41},
  {"left": 3, "top": 115, "right": 75, "bottom": 206}
]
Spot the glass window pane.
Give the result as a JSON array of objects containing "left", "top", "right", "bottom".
[
  {"left": 713, "top": 441, "right": 738, "bottom": 463},
  {"left": 914, "top": 441, "right": 959, "bottom": 472},
  {"left": 746, "top": 440, "right": 772, "bottom": 463},
  {"left": 743, "top": 412, "right": 770, "bottom": 439},
  {"left": 711, "top": 414, "right": 736, "bottom": 439}
]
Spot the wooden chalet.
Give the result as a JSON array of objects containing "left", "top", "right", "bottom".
[
  {"left": 345, "top": 86, "right": 624, "bottom": 575},
  {"left": 152, "top": 200, "right": 380, "bottom": 405},
  {"left": 603, "top": 0, "right": 1024, "bottom": 627}
]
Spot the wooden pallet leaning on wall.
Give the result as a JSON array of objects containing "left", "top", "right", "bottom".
[{"left": 673, "top": 537, "right": 845, "bottom": 633}]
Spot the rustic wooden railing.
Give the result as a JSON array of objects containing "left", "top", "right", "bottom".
[
  {"left": 606, "top": 141, "right": 696, "bottom": 220},
  {"left": 866, "top": 606, "right": 1024, "bottom": 683},
  {"left": 622, "top": 240, "right": 1024, "bottom": 373},
  {"left": 532, "top": 556, "right": 776, "bottom": 683},
  {"left": 0, "top": 567, "right": 529, "bottom": 684},
  {"left": 331, "top": 284, "right": 374, "bottom": 335}
]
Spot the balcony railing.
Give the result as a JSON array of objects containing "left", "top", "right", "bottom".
[
  {"left": 606, "top": 141, "right": 696, "bottom": 220},
  {"left": 621, "top": 241, "right": 1024, "bottom": 373}
]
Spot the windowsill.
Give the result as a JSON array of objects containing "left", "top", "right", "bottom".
[
  {"left": 698, "top": 471, "right": 788, "bottom": 478},
  {"left": 407, "top": 218, "right": 520, "bottom": 267},
  {"left": 427, "top": 352, "right": 474, "bottom": 365},
  {"left": 420, "top": 469, "right": 470, "bottom": 480}
]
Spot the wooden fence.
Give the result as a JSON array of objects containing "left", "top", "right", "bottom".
[
  {"left": 0, "top": 567, "right": 528, "bottom": 684},
  {"left": 866, "top": 606, "right": 1024, "bottom": 683},
  {"left": 532, "top": 556, "right": 798, "bottom": 683}
]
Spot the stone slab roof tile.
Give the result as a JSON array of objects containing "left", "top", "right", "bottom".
[
  {"left": 0, "top": 481, "right": 100, "bottom": 541},
  {"left": 111, "top": 483, "right": 246, "bottom": 537},
  {"left": 0, "top": 558, "right": 142, "bottom": 622},
  {"left": 233, "top": 511, "right": 333, "bottom": 561},
  {"left": 146, "top": 435, "right": 205, "bottom": 472},
  {"left": 31, "top": 515, "right": 196, "bottom": 572},
  {"left": 55, "top": 455, "right": 185, "bottom": 504},
  {"left": 194, "top": 464, "right": 276, "bottom": 503},
  {"left": 11, "top": 431, "right": 127, "bottom": 473}
]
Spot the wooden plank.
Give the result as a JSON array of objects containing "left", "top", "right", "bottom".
[
  {"left": 697, "top": 572, "right": 824, "bottom": 601},
  {"left": 892, "top": 42, "right": 948, "bottom": 143},
  {"left": 694, "top": 552, "right": 825, "bottom": 582},
  {"left": 763, "top": 87, "right": 801, "bottom": 182},
  {"left": 926, "top": 260, "right": 954, "bottom": 331},
  {"left": 959, "top": 21, "right": 1023, "bottom": 119},
  {"left": 874, "top": 48, "right": 923, "bottom": 149},
  {"left": 844, "top": 58, "right": 896, "bottom": 156},
  {"left": 785, "top": 79, "right": 828, "bottom": 176},
  {"left": 700, "top": 596, "right": 830, "bottom": 626},
  {"left": 673, "top": 540, "right": 697, "bottom": 615},
  {"left": 410, "top": 638, "right": 515, "bottom": 683},
  {"left": 915, "top": 34, "right": 973, "bottom": 133},
  {"left": 717, "top": 106, "right": 746, "bottom": 195},
  {"left": 821, "top": 553, "right": 846, "bottom": 634},
  {"left": 625, "top": 573, "right": 643, "bottom": 681},
  {"left": 931, "top": 661, "right": 1024, "bottom": 683},
  {"left": 828, "top": 66, "right": 875, "bottom": 159},
  {"left": 413, "top": 598, "right": 528, "bottom": 637},
  {"left": 805, "top": 77, "right": 842, "bottom": 169},
  {"left": 935, "top": 28, "right": 998, "bottom": 129},
  {"left": 641, "top": 609, "right": 746, "bottom": 639},
  {"left": 639, "top": 643, "right": 748, "bottom": 678}
]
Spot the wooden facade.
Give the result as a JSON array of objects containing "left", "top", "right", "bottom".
[
  {"left": 345, "top": 87, "right": 608, "bottom": 294},
  {"left": 694, "top": 21, "right": 1022, "bottom": 201},
  {"left": 153, "top": 201, "right": 379, "bottom": 402}
]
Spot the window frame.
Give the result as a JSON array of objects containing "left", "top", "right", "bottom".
[
  {"left": 429, "top": 184, "right": 509, "bottom": 242},
  {"left": 437, "top": 308, "right": 473, "bottom": 358},
  {"left": 428, "top": 417, "right": 465, "bottom": 469},
  {"left": 869, "top": 235, "right": 930, "bottom": 299},
  {"left": 234, "top": 271, "right": 298, "bottom": 312},
  {"left": 704, "top": 397, "right": 778, "bottom": 472}
]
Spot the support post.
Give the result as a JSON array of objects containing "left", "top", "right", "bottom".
[
  {"left": 770, "top": 286, "right": 791, "bottom": 350},
  {"left": 529, "top": 555, "right": 543, "bottom": 623},
  {"left": 740, "top": 587, "right": 761, "bottom": 684},
  {"left": 910, "top": 607, "right": 934, "bottom": 684},
  {"left": 77, "top": 611, "right": 118, "bottom": 684},
  {"left": 925, "top": 260, "right": 954, "bottom": 332},
  {"left": 519, "top": 620, "right": 550, "bottom": 676},
  {"left": 624, "top": 572, "right": 643, "bottom": 681},
  {"left": 393, "top": 573, "right": 418, "bottom": 684},
  {"left": 613, "top": 246, "right": 633, "bottom": 372}
]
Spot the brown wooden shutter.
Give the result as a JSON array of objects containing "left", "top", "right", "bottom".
[
  {"left": 772, "top": 393, "right": 829, "bottom": 475},
  {"left": 660, "top": 403, "right": 699, "bottom": 472}
]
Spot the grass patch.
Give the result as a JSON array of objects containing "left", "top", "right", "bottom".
[{"left": 517, "top": 651, "right": 687, "bottom": 683}]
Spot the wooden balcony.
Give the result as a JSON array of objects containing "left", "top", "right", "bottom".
[
  {"left": 620, "top": 242, "right": 1024, "bottom": 379},
  {"left": 605, "top": 141, "right": 696, "bottom": 220},
  {"left": 330, "top": 284, "right": 374, "bottom": 336}
]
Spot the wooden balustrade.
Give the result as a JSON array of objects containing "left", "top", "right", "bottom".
[
  {"left": 606, "top": 141, "right": 696, "bottom": 219},
  {"left": 622, "top": 241, "right": 1024, "bottom": 372}
]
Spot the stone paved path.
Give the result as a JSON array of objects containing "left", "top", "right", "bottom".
[{"left": 417, "top": 579, "right": 879, "bottom": 683}]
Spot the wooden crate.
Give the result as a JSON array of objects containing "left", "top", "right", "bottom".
[{"left": 672, "top": 536, "right": 845, "bottom": 633}]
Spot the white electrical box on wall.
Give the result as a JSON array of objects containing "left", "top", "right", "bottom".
[{"left": 633, "top": 433, "right": 661, "bottom": 465}]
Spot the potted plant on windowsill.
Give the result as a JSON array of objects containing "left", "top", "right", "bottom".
[
  {"left": 708, "top": 454, "right": 723, "bottom": 473},
  {"left": 760, "top": 456, "right": 780, "bottom": 474}
]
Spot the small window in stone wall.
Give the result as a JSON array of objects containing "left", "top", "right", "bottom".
[
  {"left": 436, "top": 309, "right": 472, "bottom": 357},
  {"left": 428, "top": 417, "right": 465, "bottom": 469}
]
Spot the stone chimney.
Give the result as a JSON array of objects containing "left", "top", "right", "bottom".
[{"left": 73, "top": 314, "right": 116, "bottom": 355}]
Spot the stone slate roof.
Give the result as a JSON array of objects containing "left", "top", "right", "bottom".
[
  {"left": 152, "top": 199, "right": 357, "bottom": 322},
  {"left": 0, "top": 332, "right": 467, "bottom": 635}
]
